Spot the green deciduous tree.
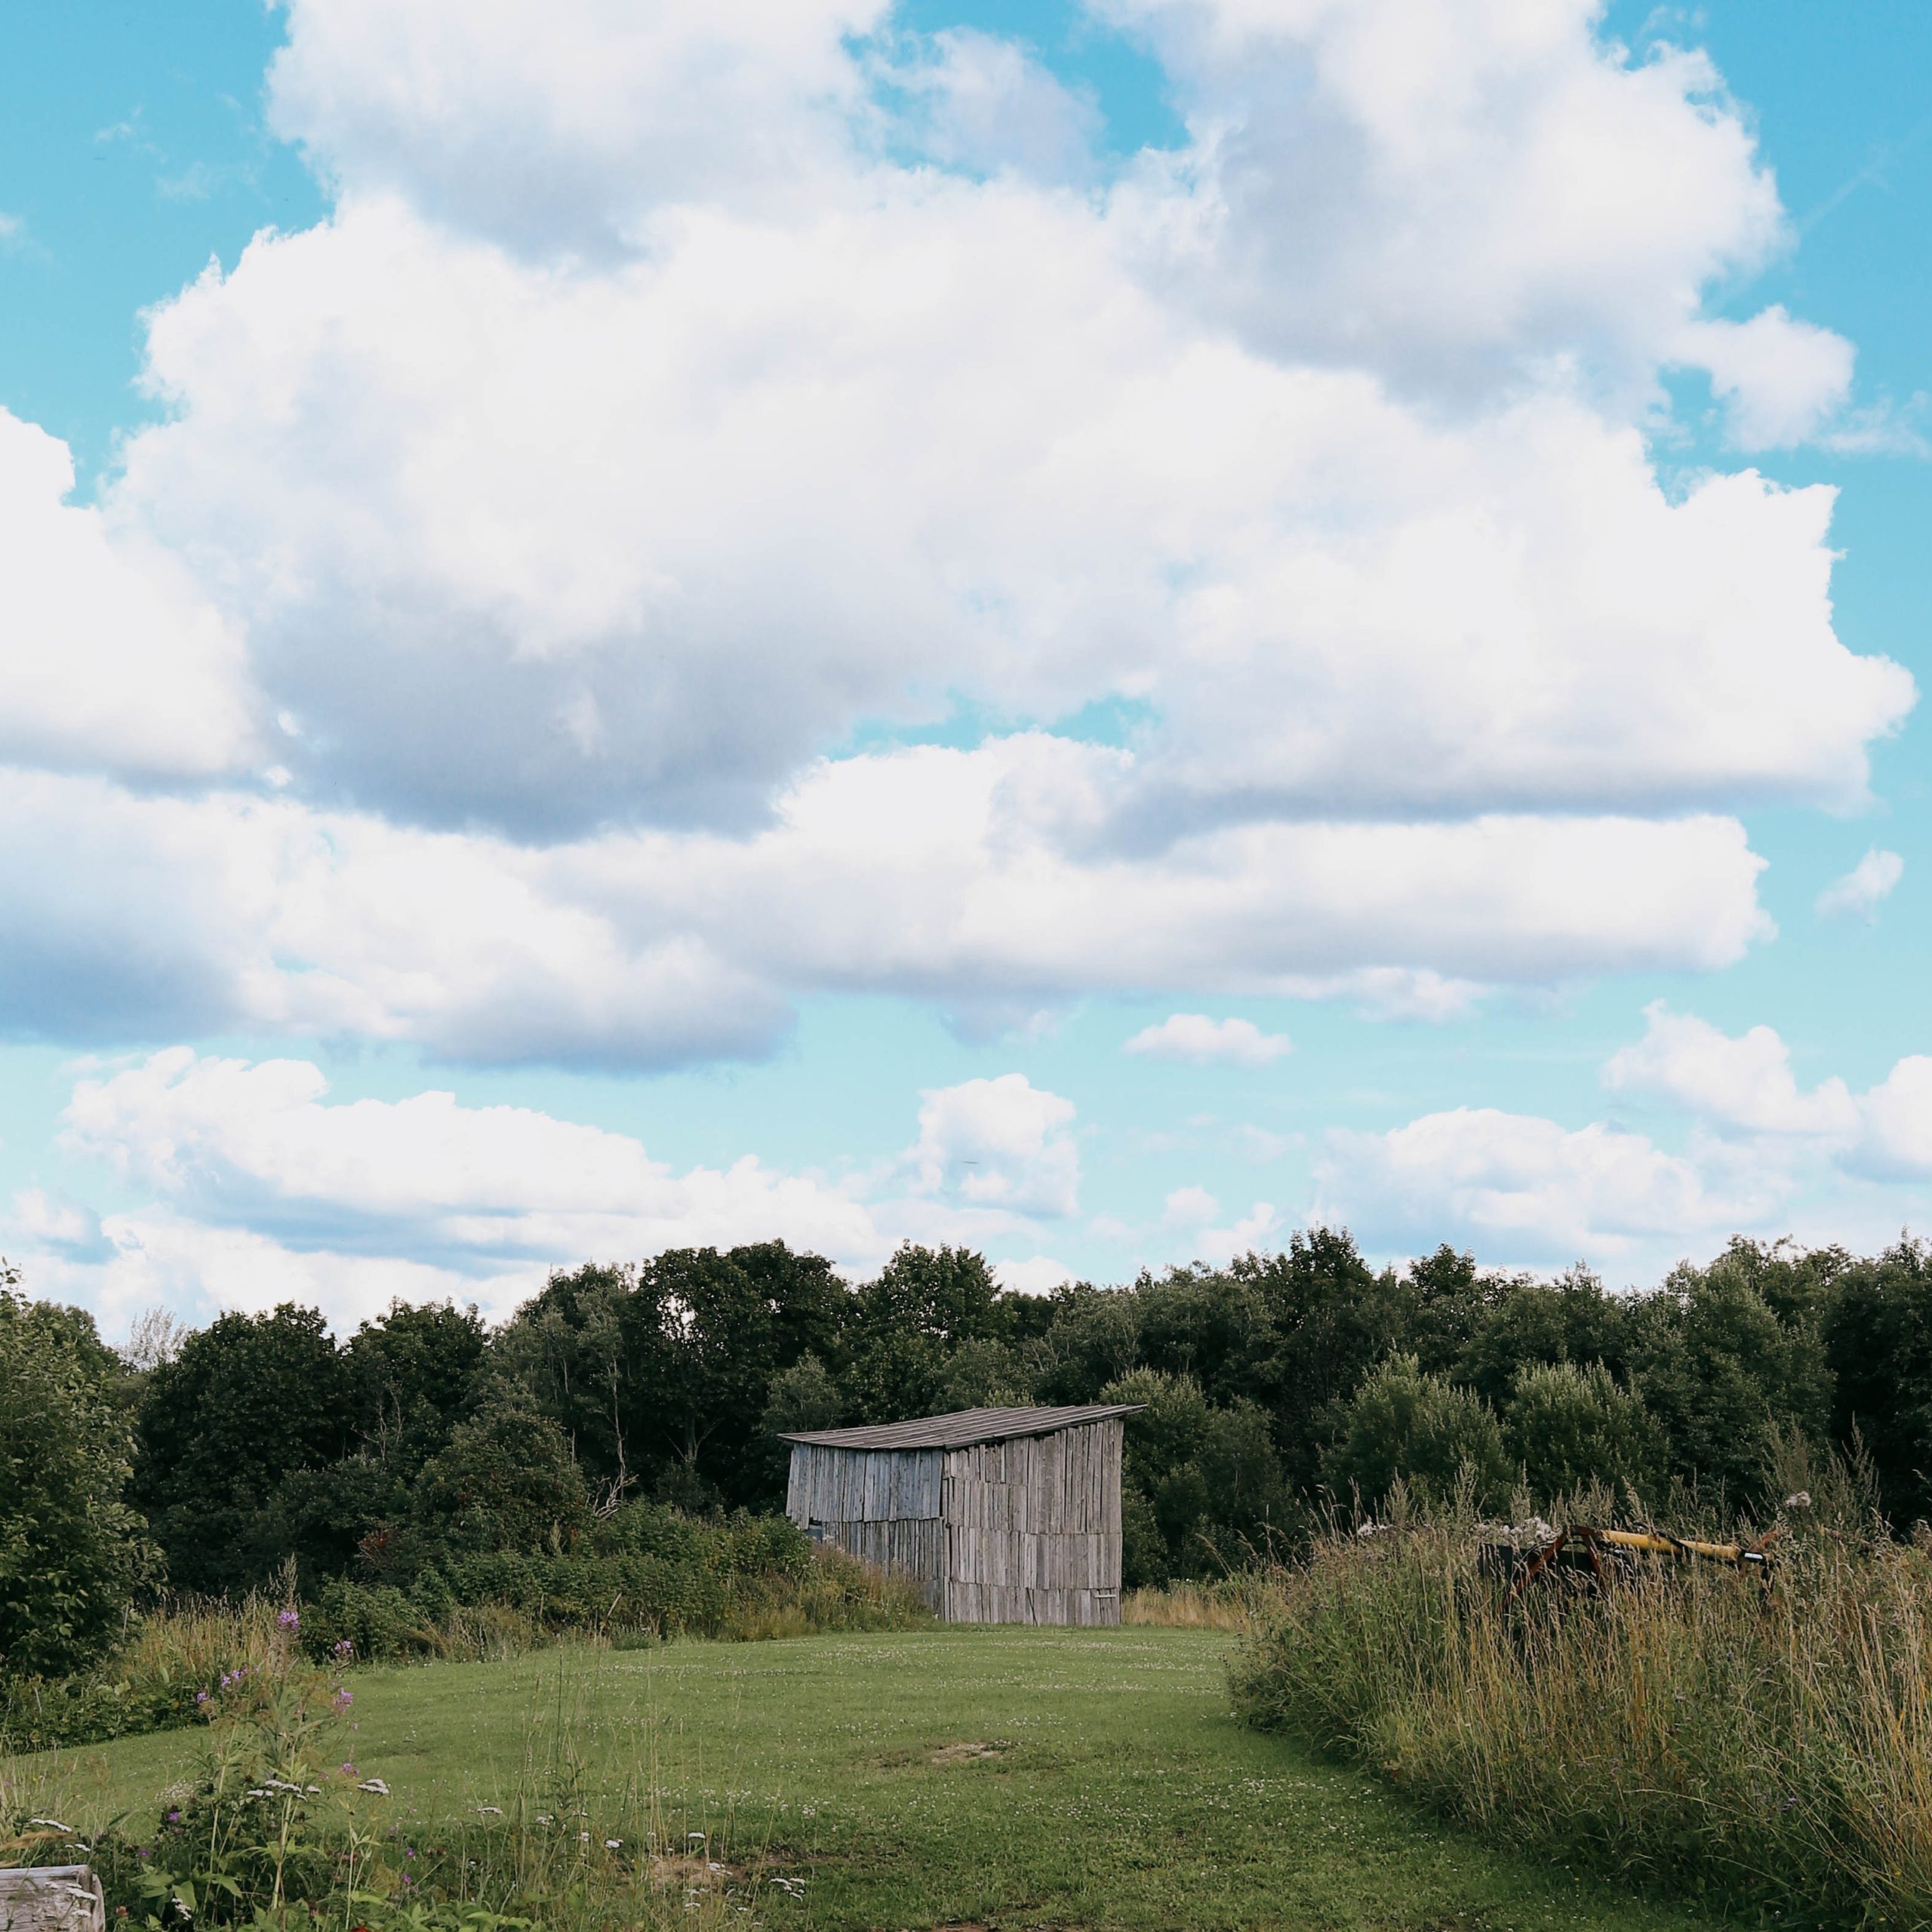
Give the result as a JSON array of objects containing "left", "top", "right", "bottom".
[
  {"left": 0, "top": 1279, "right": 157, "bottom": 1675},
  {"left": 1327, "top": 1353, "right": 1509, "bottom": 1511},
  {"left": 1826, "top": 1238, "right": 1932, "bottom": 1526},
  {"left": 1504, "top": 1360, "right": 1666, "bottom": 1504},
  {"left": 1103, "top": 1367, "right": 1296, "bottom": 1583},
  {"left": 411, "top": 1396, "right": 591, "bottom": 1554},
  {"left": 133, "top": 1303, "right": 352, "bottom": 1594},
  {"left": 1632, "top": 1249, "right": 1832, "bottom": 1506}
]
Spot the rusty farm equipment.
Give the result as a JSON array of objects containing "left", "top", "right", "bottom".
[{"left": 1482, "top": 1521, "right": 1778, "bottom": 1598}]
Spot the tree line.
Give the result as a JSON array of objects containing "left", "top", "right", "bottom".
[{"left": 9, "top": 1229, "right": 1932, "bottom": 1677}]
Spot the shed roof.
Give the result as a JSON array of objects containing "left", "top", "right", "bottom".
[{"left": 777, "top": 1401, "right": 1143, "bottom": 1452}]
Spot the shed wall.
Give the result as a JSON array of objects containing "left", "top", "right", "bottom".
[
  {"left": 940, "top": 1418, "right": 1124, "bottom": 1625},
  {"left": 784, "top": 1444, "right": 944, "bottom": 1608},
  {"left": 783, "top": 1418, "right": 1128, "bottom": 1625}
]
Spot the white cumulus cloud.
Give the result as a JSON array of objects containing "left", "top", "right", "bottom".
[
  {"left": 1316, "top": 1106, "right": 1778, "bottom": 1269},
  {"left": 1679, "top": 306, "right": 1857, "bottom": 450},
  {"left": 1603, "top": 1001, "right": 1859, "bottom": 1139},
  {"left": 1848, "top": 1058, "right": 1932, "bottom": 1180},
  {"left": 0, "top": 411, "right": 254, "bottom": 782},
  {"left": 905, "top": 1073, "right": 1081, "bottom": 1217},
  {"left": 1126, "top": 1014, "right": 1291, "bottom": 1066},
  {"left": 0, "top": 0, "right": 1906, "bottom": 1075},
  {"left": 26, "top": 1048, "right": 1095, "bottom": 1331},
  {"left": 1816, "top": 848, "right": 1904, "bottom": 923}
]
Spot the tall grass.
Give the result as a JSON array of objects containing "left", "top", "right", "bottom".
[
  {"left": 1231, "top": 1466, "right": 1932, "bottom": 1926},
  {"left": 1123, "top": 1580, "right": 1261, "bottom": 1630}
]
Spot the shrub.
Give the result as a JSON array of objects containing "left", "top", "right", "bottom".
[
  {"left": 1325, "top": 1353, "right": 1509, "bottom": 1510},
  {"left": 1503, "top": 1360, "right": 1665, "bottom": 1502}
]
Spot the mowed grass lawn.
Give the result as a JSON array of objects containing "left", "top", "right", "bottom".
[{"left": 32, "top": 1627, "right": 1705, "bottom": 1932}]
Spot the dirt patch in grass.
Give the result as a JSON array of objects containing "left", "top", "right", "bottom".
[
  {"left": 930, "top": 1740, "right": 1008, "bottom": 1766},
  {"left": 647, "top": 1850, "right": 740, "bottom": 1888}
]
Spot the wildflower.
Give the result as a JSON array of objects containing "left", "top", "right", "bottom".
[
  {"left": 278, "top": 1608, "right": 301, "bottom": 1631},
  {"left": 332, "top": 1639, "right": 354, "bottom": 1660},
  {"left": 605, "top": 1839, "right": 622, "bottom": 1850},
  {"left": 332, "top": 1688, "right": 354, "bottom": 1712},
  {"left": 357, "top": 1778, "right": 391, "bottom": 1796},
  {"left": 166, "top": 1812, "right": 182, "bottom": 1824},
  {"left": 341, "top": 1763, "right": 357, "bottom": 1777},
  {"left": 195, "top": 1690, "right": 208, "bottom": 1705}
]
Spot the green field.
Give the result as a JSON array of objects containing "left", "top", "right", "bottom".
[{"left": 28, "top": 1627, "right": 1704, "bottom": 1931}]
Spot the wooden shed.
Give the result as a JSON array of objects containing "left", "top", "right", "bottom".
[{"left": 779, "top": 1402, "right": 1142, "bottom": 1625}]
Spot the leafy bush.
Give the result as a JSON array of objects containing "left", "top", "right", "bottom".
[
  {"left": 1503, "top": 1360, "right": 1665, "bottom": 1500},
  {"left": 1325, "top": 1353, "right": 1509, "bottom": 1509}
]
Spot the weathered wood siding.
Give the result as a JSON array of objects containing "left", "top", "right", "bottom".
[
  {"left": 784, "top": 1444, "right": 945, "bottom": 1607},
  {"left": 940, "top": 1418, "right": 1124, "bottom": 1626},
  {"left": 783, "top": 1418, "right": 1127, "bottom": 1625},
  {"left": 0, "top": 1867, "right": 106, "bottom": 1932}
]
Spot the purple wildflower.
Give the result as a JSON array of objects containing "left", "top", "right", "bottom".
[
  {"left": 278, "top": 1608, "right": 300, "bottom": 1632},
  {"left": 332, "top": 1639, "right": 354, "bottom": 1660},
  {"left": 331, "top": 1688, "right": 354, "bottom": 1712},
  {"left": 195, "top": 1690, "right": 208, "bottom": 1705}
]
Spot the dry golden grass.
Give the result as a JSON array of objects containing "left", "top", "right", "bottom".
[{"left": 1122, "top": 1580, "right": 1256, "bottom": 1629}]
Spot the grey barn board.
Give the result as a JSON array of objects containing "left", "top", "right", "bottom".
[{"left": 780, "top": 1404, "right": 1139, "bottom": 1625}]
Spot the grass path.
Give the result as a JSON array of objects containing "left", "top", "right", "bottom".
[{"left": 27, "top": 1627, "right": 1703, "bottom": 1931}]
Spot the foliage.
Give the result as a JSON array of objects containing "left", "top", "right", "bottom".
[
  {"left": 1627, "top": 1243, "right": 1832, "bottom": 1503},
  {"left": 1503, "top": 1360, "right": 1666, "bottom": 1500},
  {"left": 1325, "top": 1353, "right": 1509, "bottom": 1510},
  {"left": 760, "top": 1350, "right": 842, "bottom": 1434},
  {"left": 1825, "top": 1235, "right": 1932, "bottom": 1527},
  {"left": 0, "top": 1282, "right": 157, "bottom": 1675},
  {"left": 133, "top": 1303, "right": 354, "bottom": 1595},
  {"left": 22, "top": 1217, "right": 1932, "bottom": 1645},
  {"left": 1103, "top": 1368, "right": 1296, "bottom": 1583},
  {"left": 410, "top": 1395, "right": 593, "bottom": 1555}
]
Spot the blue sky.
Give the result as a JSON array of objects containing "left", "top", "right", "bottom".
[{"left": 3, "top": 0, "right": 1931, "bottom": 1333}]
